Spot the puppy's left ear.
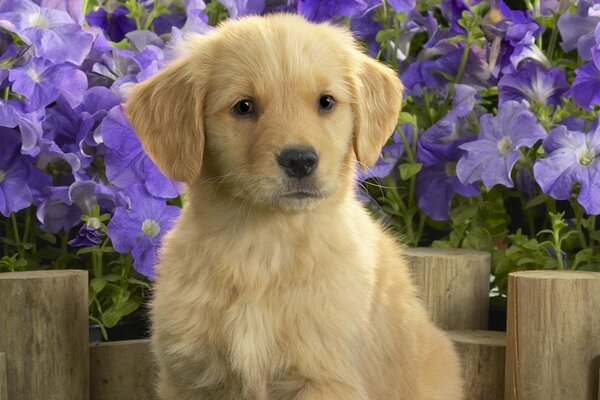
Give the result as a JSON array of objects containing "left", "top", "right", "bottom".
[
  {"left": 353, "top": 56, "right": 403, "bottom": 168},
  {"left": 125, "top": 44, "right": 209, "bottom": 183}
]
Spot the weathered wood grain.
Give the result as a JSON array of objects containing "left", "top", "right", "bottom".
[
  {"left": 404, "top": 248, "right": 491, "bottom": 330},
  {"left": 0, "top": 270, "right": 89, "bottom": 400},
  {"left": 447, "top": 330, "right": 505, "bottom": 400},
  {"left": 505, "top": 271, "right": 600, "bottom": 400},
  {"left": 0, "top": 353, "right": 7, "bottom": 400},
  {"left": 90, "top": 339, "right": 158, "bottom": 400}
]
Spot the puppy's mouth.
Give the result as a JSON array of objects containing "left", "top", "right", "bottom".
[{"left": 280, "top": 191, "right": 322, "bottom": 200}]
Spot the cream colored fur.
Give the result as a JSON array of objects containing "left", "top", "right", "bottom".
[{"left": 126, "top": 14, "right": 463, "bottom": 400}]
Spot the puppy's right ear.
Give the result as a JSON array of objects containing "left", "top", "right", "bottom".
[{"left": 126, "top": 47, "right": 208, "bottom": 183}]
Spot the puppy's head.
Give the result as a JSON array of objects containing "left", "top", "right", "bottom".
[{"left": 126, "top": 14, "right": 402, "bottom": 211}]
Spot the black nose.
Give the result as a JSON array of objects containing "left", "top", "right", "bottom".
[{"left": 277, "top": 147, "right": 318, "bottom": 179}]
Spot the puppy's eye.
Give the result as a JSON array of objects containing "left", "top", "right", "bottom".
[
  {"left": 232, "top": 99, "right": 255, "bottom": 116},
  {"left": 318, "top": 95, "right": 335, "bottom": 112}
]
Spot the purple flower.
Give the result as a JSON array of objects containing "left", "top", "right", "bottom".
[
  {"left": 357, "top": 126, "right": 414, "bottom": 181},
  {"left": 503, "top": 24, "right": 549, "bottom": 73},
  {"left": 402, "top": 44, "right": 490, "bottom": 93},
  {"left": 0, "top": 128, "right": 35, "bottom": 216},
  {"left": 558, "top": 0, "right": 600, "bottom": 61},
  {"left": 85, "top": 5, "right": 136, "bottom": 43},
  {"left": 36, "top": 180, "right": 116, "bottom": 233},
  {"left": 0, "top": 0, "right": 94, "bottom": 65},
  {"left": 107, "top": 185, "right": 180, "bottom": 278},
  {"left": 297, "top": 0, "right": 367, "bottom": 22},
  {"left": 498, "top": 62, "right": 569, "bottom": 106},
  {"left": 533, "top": 123, "right": 600, "bottom": 215},
  {"left": 220, "top": 0, "right": 266, "bottom": 17},
  {"left": 68, "top": 222, "right": 103, "bottom": 247},
  {"left": 8, "top": 57, "right": 87, "bottom": 111},
  {"left": 34, "top": 0, "right": 84, "bottom": 24},
  {"left": 152, "top": 12, "right": 186, "bottom": 36},
  {"left": 457, "top": 101, "right": 546, "bottom": 188},
  {"left": 388, "top": 0, "right": 415, "bottom": 13},
  {"left": 416, "top": 137, "right": 480, "bottom": 221},
  {"left": 484, "top": 11, "right": 547, "bottom": 76},
  {"left": 438, "top": 0, "right": 480, "bottom": 33},
  {"left": 423, "top": 84, "right": 477, "bottom": 143},
  {"left": 101, "top": 105, "right": 181, "bottom": 199},
  {"left": 570, "top": 25, "right": 600, "bottom": 110}
]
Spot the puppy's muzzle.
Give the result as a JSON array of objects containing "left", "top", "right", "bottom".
[{"left": 277, "top": 147, "right": 318, "bottom": 180}]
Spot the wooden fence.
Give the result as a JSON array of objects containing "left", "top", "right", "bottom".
[{"left": 0, "top": 248, "right": 599, "bottom": 399}]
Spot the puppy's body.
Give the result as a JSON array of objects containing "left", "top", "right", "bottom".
[
  {"left": 127, "top": 14, "right": 463, "bottom": 399},
  {"left": 153, "top": 181, "right": 462, "bottom": 400}
]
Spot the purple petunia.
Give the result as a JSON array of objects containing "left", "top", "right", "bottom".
[
  {"left": 0, "top": 128, "right": 35, "bottom": 216},
  {"left": 498, "top": 61, "right": 569, "bottom": 106},
  {"left": 356, "top": 125, "right": 415, "bottom": 181},
  {"left": 422, "top": 84, "right": 478, "bottom": 143},
  {"left": 533, "top": 122, "right": 600, "bottom": 215},
  {"left": 416, "top": 137, "right": 480, "bottom": 221},
  {"left": 401, "top": 43, "right": 490, "bottom": 93},
  {"left": 107, "top": 185, "right": 180, "bottom": 278},
  {"left": 570, "top": 24, "right": 600, "bottom": 110},
  {"left": 297, "top": 0, "right": 368, "bottom": 22},
  {"left": 8, "top": 57, "right": 87, "bottom": 111},
  {"left": 68, "top": 222, "right": 103, "bottom": 247},
  {"left": 456, "top": 101, "right": 546, "bottom": 188},
  {"left": 36, "top": 180, "right": 117, "bottom": 233},
  {"left": 85, "top": 5, "right": 136, "bottom": 43},
  {"left": 100, "top": 105, "right": 182, "bottom": 199},
  {"left": 558, "top": 0, "right": 600, "bottom": 61},
  {"left": 221, "top": 0, "right": 266, "bottom": 17},
  {"left": 0, "top": 0, "right": 94, "bottom": 65}
]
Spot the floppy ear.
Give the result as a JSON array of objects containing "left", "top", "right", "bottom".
[
  {"left": 353, "top": 56, "right": 404, "bottom": 168},
  {"left": 125, "top": 49, "right": 208, "bottom": 183}
]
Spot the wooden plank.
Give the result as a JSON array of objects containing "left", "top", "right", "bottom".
[
  {"left": 447, "top": 330, "right": 505, "bottom": 400},
  {"left": 90, "top": 339, "right": 158, "bottom": 400},
  {"left": 505, "top": 271, "right": 600, "bottom": 400},
  {"left": 0, "top": 353, "right": 7, "bottom": 400},
  {"left": 0, "top": 270, "right": 89, "bottom": 400},
  {"left": 404, "top": 248, "right": 491, "bottom": 330}
]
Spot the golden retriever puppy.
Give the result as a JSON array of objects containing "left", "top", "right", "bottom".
[{"left": 126, "top": 13, "right": 463, "bottom": 400}]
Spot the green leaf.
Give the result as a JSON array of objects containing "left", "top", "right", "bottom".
[
  {"left": 399, "top": 162, "right": 423, "bottom": 180},
  {"left": 109, "top": 38, "right": 130, "bottom": 49},
  {"left": 101, "top": 311, "right": 121, "bottom": 328},
  {"left": 90, "top": 278, "right": 107, "bottom": 294},
  {"left": 37, "top": 232, "right": 57, "bottom": 244},
  {"left": 524, "top": 194, "right": 549, "bottom": 209},
  {"left": 397, "top": 111, "right": 416, "bottom": 126}
]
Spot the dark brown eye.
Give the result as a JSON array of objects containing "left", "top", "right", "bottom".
[
  {"left": 232, "top": 99, "right": 254, "bottom": 116},
  {"left": 318, "top": 95, "right": 335, "bottom": 112}
]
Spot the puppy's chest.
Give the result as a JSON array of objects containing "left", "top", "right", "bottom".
[{"left": 198, "top": 240, "right": 367, "bottom": 390}]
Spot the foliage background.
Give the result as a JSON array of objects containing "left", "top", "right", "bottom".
[{"left": 0, "top": 0, "right": 599, "bottom": 337}]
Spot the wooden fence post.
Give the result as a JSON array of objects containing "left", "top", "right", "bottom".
[
  {"left": 505, "top": 271, "right": 600, "bottom": 400},
  {"left": 404, "top": 248, "right": 490, "bottom": 330},
  {"left": 90, "top": 339, "right": 157, "bottom": 400},
  {"left": 0, "top": 353, "right": 7, "bottom": 400},
  {"left": 0, "top": 270, "right": 89, "bottom": 400},
  {"left": 447, "top": 330, "right": 505, "bottom": 400}
]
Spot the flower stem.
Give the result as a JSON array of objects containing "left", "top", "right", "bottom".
[
  {"left": 455, "top": 41, "right": 472, "bottom": 85},
  {"left": 546, "top": 16, "right": 560, "bottom": 61},
  {"left": 3, "top": 87, "right": 9, "bottom": 101},
  {"left": 572, "top": 200, "right": 588, "bottom": 249},
  {"left": 421, "top": 88, "right": 434, "bottom": 126},
  {"left": 11, "top": 213, "right": 25, "bottom": 259},
  {"left": 590, "top": 216, "right": 598, "bottom": 246},
  {"left": 23, "top": 208, "right": 31, "bottom": 244}
]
